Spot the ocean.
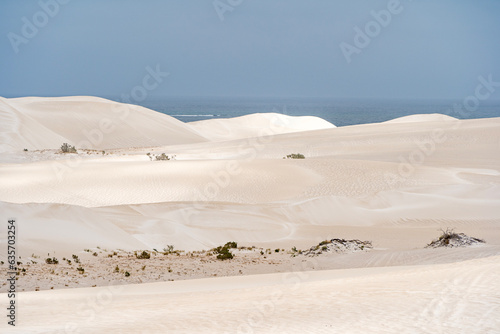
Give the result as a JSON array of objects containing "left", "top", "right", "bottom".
[{"left": 136, "top": 97, "right": 500, "bottom": 127}]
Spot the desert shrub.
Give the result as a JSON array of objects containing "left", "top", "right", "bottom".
[
  {"left": 72, "top": 254, "right": 80, "bottom": 263},
  {"left": 92, "top": 252, "right": 98, "bottom": 257},
  {"left": 163, "top": 245, "right": 175, "bottom": 254},
  {"left": 45, "top": 257, "right": 58, "bottom": 264},
  {"left": 124, "top": 271, "right": 130, "bottom": 277},
  {"left": 77, "top": 266, "right": 84, "bottom": 274},
  {"left": 61, "top": 143, "right": 77, "bottom": 153},
  {"left": 136, "top": 251, "right": 151, "bottom": 259},
  {"left": 426, "top": 228, "right": 485, "bottom": 248},
  {"left": 224, "top": 241, "right": 237, "bottom": 249},
  {"left": 114, "top": 265, "right": 119, "bottom": 273},
  {"left": 23, "top": 148, "right": 28, "bottom": 152},
  {"left": 284, "top": 153, "right": 305, "bottom": 159},
  {"left": 275, "top": 249, "right": 280, "bottom": 253},
  {"left": 213, "top": 244, "right": 235, "bottom": 260},
  {"left": 155, "top": 153, "right": 170, "bottom": 161}
]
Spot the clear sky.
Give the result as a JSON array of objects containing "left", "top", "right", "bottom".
[{"left": 1, "top": 0, "right": 499, "bottom": 99}]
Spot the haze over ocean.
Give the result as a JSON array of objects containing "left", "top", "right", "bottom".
[{"left": 129, "top": 97, "right": 500, "bottom": 126}]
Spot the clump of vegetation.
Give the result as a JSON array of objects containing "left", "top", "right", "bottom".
[
  {"left": 61, "top": 143, "right": 77, "bottom": 153},
  {"left": 224, "top": 241, "right": 237, "bottom": 249},
  {"left": 124, "top": 271, "right": 130, "bottom": 277},
  {"left": 77, "top": 266, "right": 85, "bottom": 274},
  {"left": 426, "top": 228, "right": 485, "bottom": 248},
  {"left": 23, "top": 148, "right": 28, "bottom": 152},
  {"left": 45, "top": 257, "right": 58, "bottom": 264},
  {"left": 163, "top": 245, "right": 175, "bottom": 254},
  {"left": 155, "top": 153, "right": 170, "bottom": 161},
  {"left": 284, "top": 153, "right": 305, "bottom": 159},
  {"left": 114, "top": 265, "right": 120, "bottom": 273},
  {"left": 136, "top": 251, "right": 151, "bottom": 259},
  {"left": 213, "top": 241, "right": 238, "bottom": 260},
  {"left": 92, "top": 252, "right": 98, "bottom": 257},
  {"left": 301, "top": 238, "right": 373, "bottom": 256},
  {"left": 72, "top": 254, "right": 80, "bottom": 263}
]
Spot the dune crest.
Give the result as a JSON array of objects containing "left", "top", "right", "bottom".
[
  {"left": 189, "top": 112, "right": 336, "bottom": 141},
  {"left": 0, "top": 96, "right": 208, "bottom": 153},
  {"left": 384, "top": 113, "right": 458, "bottom": 123}
]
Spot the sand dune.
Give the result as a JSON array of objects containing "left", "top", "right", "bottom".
[
  {"left": 0, "top": 96, "right": 499, "bottom": 333},
  {"left": 0, "top": 96, "right": 208, "bottom": 154},
  {"left": 384, "top": 113, "right": 459, "bottom": 123},
  {"left": 189, "top": 112, "right": 336, "bottom": 141},
  {"left": 2, "top": 256, "right": 498, "bottom": 333}
]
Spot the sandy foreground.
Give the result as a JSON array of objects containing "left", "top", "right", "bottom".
[{"left": 0, "top": 96, "right": 499, "bottom": 333}]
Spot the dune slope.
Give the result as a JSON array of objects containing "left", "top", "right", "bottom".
[{"left": 0, "top": 96, "right": 208, "bottom": 153}]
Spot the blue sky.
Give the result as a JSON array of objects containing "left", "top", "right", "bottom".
[{"left": 1, "top": 0, "right": 499, "bottom": 99}]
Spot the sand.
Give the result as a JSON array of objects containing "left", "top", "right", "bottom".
[{"left": 0, "top": 96, "right": 499, "bottom": 333}]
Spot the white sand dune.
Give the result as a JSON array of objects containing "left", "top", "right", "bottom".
[
  {"left": 0, "top": 96, "right": 499, "bottom": 333},
  {"left": 1, "top": 256, "right": 498, "bottom": 333},
  {"left": 189, "top": 112, "right": 336, "bottom": 141},
  {"left": 0, "top": 96, "right": 208, "bottom": 154},
  {"left": 384, "top": 113, "right": 459, "bottom": 123}
]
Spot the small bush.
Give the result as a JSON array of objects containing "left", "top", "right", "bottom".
[
  {"left": 114, "top": 265, "right": 119, "bottom": 273},
  {"left": 163, "top": 245, "right": 175, "bottom": 254},
  {"left": 155, "top": 153, "right": 170, "bottom": 161},
  {"left": 72, "top": 254, "right": 80, "bottom": 263},
  {"left": 124, "top": 271, "right": 130, "bottom": 277},
  {"left": 45, "top": 257, "right": 58, "bottom": 264},
  {"left": 284, "top": 153, "right": 305, "bottom": 159},
  {"left": 136, "top": 251, "right": 151, "bottom": 259},
  {"left": 23, "top": 148, "right": 28, "bottom": 152},
  {"left": 224, "top": 241, "right": 237, "bottom": 249},
  {"left": 61, "top": 143, "right": 77, "bottom": 153},
  {"left": 92, "top": 252, "right": 98, "bottom": 257},
  {"left": 77, "top": 266, "right": 84, "bottom": 274},
  {"left": 213, "top": 244, "right": 235, "bottom": 260}
]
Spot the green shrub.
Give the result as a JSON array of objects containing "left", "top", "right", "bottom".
[
  {"left": 224, "top": 241, "right": 237, "bottom": 249},
  {"left": 213, "top": 244, "right": 234, "bottom": 260},
  {"left": 136, "top": 251, "right": 151, "bottom": 259},
  {"left": 284, "top": 153, "right": 305, "bottom": 159},
  {"left": 124, "top": 271, "right": 130, "bottom": 277},
  {"left": 61, "top": 143, "right": 77, "bottom": 153}
]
